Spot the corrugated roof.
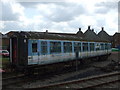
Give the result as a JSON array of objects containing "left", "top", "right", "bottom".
[
  {"left": 8, "top": 31, "right": 85, "bottom": 41},
  {"left": 8, "top": 30, "right": 109, "bottom": 42}
]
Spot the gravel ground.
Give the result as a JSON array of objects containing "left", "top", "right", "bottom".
[{"left": 6, "top": 52, "right": 120, "bottom": 88}]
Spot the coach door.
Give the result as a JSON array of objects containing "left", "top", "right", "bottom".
[{"left": 10, "top": 37, "right": 18, "bottom": 65}]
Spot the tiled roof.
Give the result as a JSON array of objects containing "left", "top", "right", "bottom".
[{"left": 97, "top": 27, "right": 111, "bottom": 42}]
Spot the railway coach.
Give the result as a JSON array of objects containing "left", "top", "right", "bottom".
[{"left": 9, "top": 31, "right": 111, "bottom": 72}]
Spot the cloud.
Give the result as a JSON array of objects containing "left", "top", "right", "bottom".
[
  {"left": 0, "top": 0, "right": 118, "bottom": 35},
  {"left": 36, "top": 2, "right": 86, "bottom": 22},
  {"left": 95, "top": 7, "right": 110, "bottom": 14},
  {"left": 95, "top": 1, "right": 118, "bottom": 9},
  {"left": 1, "top": 21, "right": 38, "bottom": 34},
  {"left": 19, "top": 2, "right": 37, "bottom": 8},
  {"left": 1, "top": 2, "right": 18, "bottom": 21},
  {"left": 1, "top": 0, "right": 25, "bottom": 21},
  {"left": 95, "top": 1, "right": 118, "bottom": 14},
  {"left": 0, "top": 21, "right": 5, "bottom": 30}
]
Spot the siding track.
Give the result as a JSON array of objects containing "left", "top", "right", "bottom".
[{"left": 37, "top": 71, "right": 120, "bottom": 88}]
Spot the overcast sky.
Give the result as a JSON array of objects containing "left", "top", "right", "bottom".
[{"left": 0, "top": 0, "right": 119, "bottom": 35}]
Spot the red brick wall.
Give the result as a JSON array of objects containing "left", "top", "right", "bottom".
[
  {"left": 2, "top": 38, "right": 9, "bottom": 49},
  {"left": 113, "top": 33, "right": 120, "bottom": 48}
]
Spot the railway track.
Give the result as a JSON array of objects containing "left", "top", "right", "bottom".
[
  {"left": 2, "top": 69, "right": 119, "bottom": 88},
  {"left": 2, "top": 74, "right": 26, "bottom": 88},
  {"left": 37, "top": 71, "right": 120, "bottom": 88},
  {"left": 2, "top": 55, "right": 119, "bottom": 88},
  {"left": 2, "top": 72, "right": 47, "bottom": 88},
  {"left": 2, "top": 67, "right": 76, "bottom": 88}
]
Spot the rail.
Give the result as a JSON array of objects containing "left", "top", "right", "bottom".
[{"left": 37, "top": 71, "right": 120, "bottom": 88}]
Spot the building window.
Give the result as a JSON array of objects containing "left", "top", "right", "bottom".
[
  {"left": 90, "top": 43, "right": 94, "bottom": 51},
  {"left": 41, "top": 41, "right": 47, "bottom": 55},
  {"left": 74, "top": 42, "right": 81, "bottom": 52},
  {"left": 50, "top": 42, "right": 61, "bottom": 53},
  {"left": 83, "top": 43, "right": 88, "bottom": 51},
  {"left": 32, "top": 43, "right": 37, "bottom": 53},
  {"left": 64, "top": 42, "right": 72, "bottom": 53}
]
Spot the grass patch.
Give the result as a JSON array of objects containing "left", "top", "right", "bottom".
[
  {"left": 112, "top": 48, "right": 120, "bottom": 52},
  {"left": 0, "top": 57, "right": 10, "bottom": 69}
]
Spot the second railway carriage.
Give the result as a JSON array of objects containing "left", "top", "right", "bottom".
[{"left": 9, "top": 31, "right": 111, "bottom": 71}]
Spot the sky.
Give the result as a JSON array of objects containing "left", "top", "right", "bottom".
[{"left": 0, "top": 0, "right": 119, "bottom": 35}]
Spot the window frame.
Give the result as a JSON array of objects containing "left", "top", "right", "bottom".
[
  {"left": 82, "top": 42, "right": 88, "bottom": 52},
  {"left": 100, "top": 43, "right": 104, "bottom": 50},
  {"left": 50, "top": 41, "right": 61, "bottom": 54},
  {"left": 63, "top": 42, "right": 72, "bottom": 53},
  {"left": 74, "top": 42, "right": 81, "bottom": 52},
  {"left": 41, "top": 41, "right": 48, "bottom": 55},
  {"left": 32, "top": 42, "right": 38, "bottom": 53},
  {"left": 90, "top": 43, "right": 95, "bottom": 51},
  {"left": 95, "top": 43, "right": 101, "bottom": 51}
]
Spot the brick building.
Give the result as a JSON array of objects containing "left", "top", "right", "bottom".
[
  {"left": 97, "top": 27, "right": 112, "bottom": 42},
  {"left": 0, "top": 32, "right": 9, "bottom": 50},
  {"left": 112, "top": 33, "right": 120, "bottom": 49}
]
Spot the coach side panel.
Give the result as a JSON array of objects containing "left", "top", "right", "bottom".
[{"left": 27, "top": 39, "right": 111, "bottom": 65}]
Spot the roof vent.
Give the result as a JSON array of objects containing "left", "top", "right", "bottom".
[
  {"left": 92, "top": 29, "right": 94, "bottom": 32},
  {"left": 45, "top": 30, "right": 48, "bottom": 35}
]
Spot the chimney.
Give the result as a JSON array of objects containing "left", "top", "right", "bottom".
[
  {"left": 79, "top": 28, "right": 81, "bottom": 31},
  {"left": 102, "top": 27, "right": 104, "bottom": 31},
  {"left": 92, "top": 29, "right": 94, "bottom": 32},
  {"left": 88, "top": 26, "right": 90, "bottom": 30},
  {"left": 46, "top": 30, "right": 48, "bottom": 33}
]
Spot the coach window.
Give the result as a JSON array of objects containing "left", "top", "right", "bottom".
[
  {"left": 100, "top": 43, "right": 104, "bottom": 50},
  {"left": 41, "top": 41, "right": 47, "bottom": 55},
  {"left": 74, "top": 42, "right": 81, "bottom": 52},
  {"left": 50, "top": 42, "right": 61, "bottom": 53},
  {"left": 64, "top": 42, "right": 72, "bottom": 53},
  {"left": 83, "top": 43, "right": 88, "bottom": 52},
  {"left": 107, "top": 43, "right": 111, "bottom": 50},
  {"left": 108, "top": 44, "right": 111, "bottom": 50},
  {"left": 32, "top": 43, "right": 37, "bottom": 53},
  {"left": 90, "top": 43, "right": 94, "bottom": 51},
  {"left": 96, "top": 43, "right": 100, "bottom": 51},
  {"left": 105, "top": 43, "right": 108, "bottom": 50}
]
